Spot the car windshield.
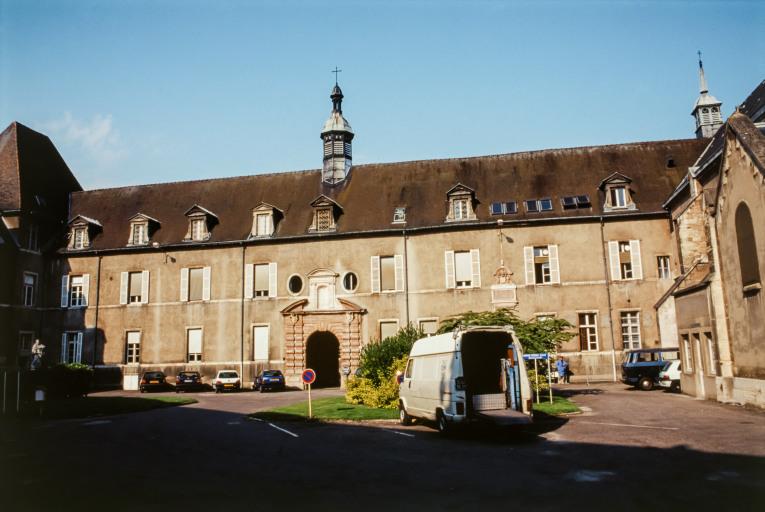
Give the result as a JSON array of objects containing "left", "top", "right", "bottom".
[
  {"left": 263, "top": 371, "right": 283, "bottom": 377},
  {"left": 180, "top": 372, "right": 198, "bottom": 378},
  {"left": 219, "top": 372, "right": 238, "bottom": 379},
  {"left": 144, "top": 372, "right": 163, "bottom": 378}
]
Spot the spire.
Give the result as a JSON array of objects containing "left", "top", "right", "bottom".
[
  {"left": 698, "top": 51, "right": 709, "bottom": 94},
  {"left": 331, "top": 84, "right": 343, "bottom": 113},
  {"left": 321, "top": 74, "right": 354, "bottom": 185}
]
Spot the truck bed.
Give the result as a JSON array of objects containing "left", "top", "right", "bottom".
[{"left": 473, "top": 408, "right": 532, "bottom": 426}]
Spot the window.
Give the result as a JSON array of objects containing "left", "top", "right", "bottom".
[
  {"left": 180, "top": 267, "right": 211, "bottom": 302},
  {"left": 28, "top": 223, "right": 39, "bottom": 251},
  {"left": 19, "top": 332, "right": 34, "bottom": 353},
  {"left": 371, "top": 255, "right": 404, "bottom": 293},
  {"left": 576, "top": 195, "right": 591, "bottom": 207},
  {"left": 578, "top": 313, "right": 598, "bottom": 351},
  {"left": 342, "top": 272, "right": 358, "bottom": 292},
  {"left": 705, "top": 332, "right": 717, "bottom": 376},
  {"left": 126, "top": 331, "right": 141, "bottom": 364},
  {"left": 190, "top": 218, "right": 205, "bottom": 241},
  {"left": 187, "top": 328, "right": 202, "bottom": 362},
  {"left": 253, "top": 325, "right": 269, "bottom": 361},
  {"left": 316, "top": 208, "right": 332, "bottom": 231},
  {"left": 735, "top": 202, "right": 761, "bottom": 293},
  {"left": 61, "top": 332, "right": 83, "bottom": 364},
  {"left": 525, "top": 199, "right": 553, "bottom": 213},
  {"left": 657, "top": 256, "right": 671, "bottom": 280},
  {"left": 120, "top": 271, "right": 149, "bottom": 305},
  {"left": 288, "top": 274, "right": 304, "bottom": 295},
  {"left": 70, "top": 275, "right": 86, "bottom": 307},
  {"left": 392, "top": 207, "right": 406, "bottom": 224},
  {"left": 379, "top": 320, "right": 399, "bottom": 341},
  {"left": 524, "top": 245, "right": 560, "bottom": 285},
  {"left": 453, "top": 199, "right": 469, "bottom": 220},
  {"left": 535, "top": 313, "right": 557, "bottom": 321},
  {"left": 73, "top": 227, "right": 87, "bottom": 249},
  {"left": 610, "top": 187, "right": 627, "bottom": 208},
  {"left": 609, "top": 240, "right": 642, "bottom": 281},
  {"left": 131, "top": 223, "right": 147, "bottom": 245},
  {"left": 254, "top": 213, "right": 273, "bottom": 237},
  {"left": 682, "top": 334, "right": 693, "bottom": 372},
  {"left": 490, "top": 201, "right": 517, "bottom": 215},
  {"left": 562, "top": 195, "right": 591, "bottom": 209},
  {"left": 620, "top": 311, "right": 641, "bottom": 350},
  {"left": 23, "top": 272, "right": 36, "bottom": 307},
  {"left": 418, "top": 319, "right": 438, "bottom": 335},
  {"left": 444, "top": 250, "right": 481, "bottom": 289},
  {"left": 244, "top": 263, "right": 277, "bottom": 298}
]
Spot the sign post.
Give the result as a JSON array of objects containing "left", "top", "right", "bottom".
[
  {"left": 301, "top": 369, "right": 317, "bottom": 419},
  {"left": 523, "top": 353, "right": 551, "bottom": 405},
  {"left": 547, "top": 353, "right": 553, "bottom": 404}
]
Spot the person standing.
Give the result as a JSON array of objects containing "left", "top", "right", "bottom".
[{"left": 556, "top": 357, "right": 569, "bottom": 384}]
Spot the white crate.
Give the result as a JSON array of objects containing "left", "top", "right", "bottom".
[{"left": 472, "top": 393, "right": 506, "bottom": 411}]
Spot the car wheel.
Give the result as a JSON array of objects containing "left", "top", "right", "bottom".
[
  {"left": 639, "top": 377, "right": 654, "bottom": 391},
  {"left": 140, "top": 388, "right": 145, "bottom": 393},
  {"left": 670, "top": 381, "right": 680, "bottom": 393},
  {"left": 436, "top": 410, "right": 450, "bottom": 435},
  {"left": 260, "top": 386, "right": 265, "bottom": 393},
  {"left": 399, "top": 403, "right": 412, "bottom": 426}
]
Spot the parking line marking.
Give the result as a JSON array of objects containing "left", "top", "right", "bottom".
[
  {"left": 389, "top": 430, "right": 415, "bottom": 438},
  {"left": 578, "top": 421, "right": 678, "bottom": 431},
  {"left": 268, "top": 423, "right": 299, "bottom": 438},
  {"left": 81, "top": 420, "right": 112, "bottom": 426},
  {"left": 248, "top": 417, "right": 265, "bottom": 422}
]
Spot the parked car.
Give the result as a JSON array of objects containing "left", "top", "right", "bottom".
[
  {"left": 212, "top": 370, "right": 241, "bottom": 393},
  {"left": 253, "top": 370, "right": 286, "bottom": 392},
  {"left": 175, "top": 371, "right": 203, "bottom": 393},
  {"left": 658, "top": 360, "right": 682, "bottom": 392},
  {"left": 139, "top": 371, "right": 168, "bottom": 393},
  {"left": 621, "top": 348, "right": 680, "bottom": 391}
]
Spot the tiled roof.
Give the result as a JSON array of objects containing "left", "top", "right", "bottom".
[
  {"left": 68, "top": 138, "right": 706, "bottom": 251},
  {"left": 728, "top": 112, "right": 765, "bottom": 174}
]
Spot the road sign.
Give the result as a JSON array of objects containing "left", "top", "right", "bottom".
[
  {"left": 302, "top": 368, "right": 316, "bottom": 385},
  {"left": 523, "top": 353, "right": 549, "bottom": 360}
]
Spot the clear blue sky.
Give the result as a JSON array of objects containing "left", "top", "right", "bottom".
[{"left": 1, "top": 0, "right": 763, "bottom": 189}]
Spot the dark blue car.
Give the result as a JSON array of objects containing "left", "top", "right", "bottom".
[
  {"left": 253, "top": 370, "right": 286, "bottom": 392},
  {"left": 621, "top": 348, "right": 680, "bottom": 391}
]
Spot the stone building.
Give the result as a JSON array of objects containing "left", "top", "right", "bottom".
[
  {"left": 659, "top": 75, "right": 765, "bottom": 406},
  {"left": 5, "top": 73, "right": 760, "bottom": 394}
]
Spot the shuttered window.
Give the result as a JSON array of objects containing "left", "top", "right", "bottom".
[
  {"left": 609, "top": 240, "right": 642, "bottom": 280},
  {"left": 445, "top": 249, "right": 480, "bottom": 289},
  {"left": 187, "top": 329, "right": 202, "bottom": 362},
  {"left": 189, "top": 268, "right": 204, "bottom": 301},
  {"left": 524, "top": 245, "right": 560, "bottom": 285},
  {"left": 253, "top": 325, "right": 269, "bottom": 361},
  {"left": 371, "top": 255, "right": 404, "bottom": 293}
]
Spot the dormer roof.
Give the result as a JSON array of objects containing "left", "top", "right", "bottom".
[
  {"left": 310, "top": 195, "right": 343, "bottom": 211},
  {"left": 128, "top": 212, "right": 161, "bottom": 224},
  {"left": 446, "top": 183, "right": 476, "bottom": 196},
  {"left": 184, "top": 204, "right": 218, "bottom": 219},
  {"left": 68, "top": 214, "right": 102, "bottom": 227},
  {"left": 598, "top": 172, "right": 633, "bottom": 189},
  {"left": 252, "top": 202, "right": 284, "bottom": 214}
]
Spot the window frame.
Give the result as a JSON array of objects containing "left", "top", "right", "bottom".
[
  {"left": 379, "top": 319, "right": 400, "bottom": 342},
  {"left": 288, "top": 274, "right": 304, "bottom": 296},
  {"left": 72, "top": 227, "right": 87, "bottom": 249},
  {"left": 69, "top": 275, "right": 86, "bottom": 307},
  {"left": 578, "top": 312, "right": 599, "bottom": 351},
  {"left": 22, "top": 272, "right": 37, "bottom": 307},
  {"left": 125, "top": 330, "right": 141, "bottom": 365},
  {"left": 620, "top": 310, "right": 641, "bottom": 350},
  {"left": 417, "top": 318, "right": 439, "bottom": 336},
  {"left": 186, "top": 327, "right": 203, "bottom": 363},
  {"left": 61, "top": 331, "right": 83, "bottom": 364},
  {"left": 342, "top": 272, "right": 358, "bottom": 293},
  {"left": 657, "top": 255, "right": 671, "bottom": 280}
]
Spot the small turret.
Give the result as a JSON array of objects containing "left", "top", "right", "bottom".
[
  {"left": 320, "top": 82, "right": 354, "bottom": 185},
  {"left": 691, "top": 53, "right": 723, "bottom": 139}
]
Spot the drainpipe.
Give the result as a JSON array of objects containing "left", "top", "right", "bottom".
[
  {"left": 92, "top": 254, "right": 102, "bottom": 367},
  {"left": 402, "top": 230, "right": 410, "bottom": 326},
  {"left": 240, "top": 243, "right": 245, "bottom": 380},
  {"left": 599, "top": 217, "right": 618, "bottom": 382}
]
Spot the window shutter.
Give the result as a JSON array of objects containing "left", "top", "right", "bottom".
[
  {"left": 61, "top": 275, "right": 70, "bottom": 308},
  {"left": 244, "top": 263, "right": 254, "bottom": 299},
  {"left": 119, "top": 272, "right": 128, "bottom": 305},
  {"left": 75, "top": 332, "right": 83, "bottom": 363},
  {"left": 608, "top": 241, "right": 620, "bottom": 281},
  {"left": 141, "top": 270, "right": 150, "bottom": 304},
  {"left": 180, "top": 268, "right": 189, "bottom": 302},
  {"left": 394, "top": 254, "right": 405, "bottom": 292},
  {"left": 470, "top": 249, "right": 481, "bottom": 288},
  {"left": 630, "top": 240, "right": 643, "bottom": 280},
  {"left": 370, "top": 256, "right": 381, "bottom": 293},
  {"left": 524, "top": 247, "right": 535, "bottom": 285},
  {"left": 267, "top": 214, "right": 274, "bottom": 236},
  {"left": 203, "top": 266, "right": 211, "bottom": 301},
  {"left": 444, "top": 251, "right": 455, "bottom": 289},
  {"left": 61, "top": 333, "right": 67, "bottom": 363},
  {"left": 82, "top": 274, "right": 90, "bottom": 306},
  {"left": 268, "top": 262, "right": 277, "bottom": 298},
  {"left": 548, "top": 245, "right": 560, "bottom": 284}
]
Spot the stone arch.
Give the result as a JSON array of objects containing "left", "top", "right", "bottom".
[
  {"left": 735, "top": 201, "right": 761, "bottom": 290},
  {"left": 306, "top": 331, "right": 341, "bottom": 388}
]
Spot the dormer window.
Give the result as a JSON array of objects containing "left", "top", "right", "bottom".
[
  {"left": 445, "top": 184, "right": 477, "bottom": 222},
  {"left": 183, "top": 205, "right": 218, "bottom": 242},
  {"left": 600, "top": 172, "right": 637, "bottom": 212},
  {"left": 126, "top": 213, "right": 160, "bottom": 247},
  {"left": 249, "top": 203, "right": 282, "bottom": 238},
  {"left": 67, "top": 215, "right": 102, "bottom": 250},
  {"left": 309, "top": 195, "right": 342, "bottom": 233}
]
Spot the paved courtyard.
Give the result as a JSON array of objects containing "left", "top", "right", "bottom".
[{"left": 1, "top": 383, "right": 763, "bottom": 511}]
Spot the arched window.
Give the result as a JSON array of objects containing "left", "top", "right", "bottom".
[{"left": 735, "top": 202, "right": 761, "bottom": 292}]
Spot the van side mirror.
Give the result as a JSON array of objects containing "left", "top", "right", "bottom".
[{"left": 396, "top": 374, "right": 404, "bottom": 385}]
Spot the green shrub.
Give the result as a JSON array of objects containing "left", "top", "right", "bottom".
[
  {"left": 358, "top": 324, "right": 422, "bottom": 386},
  {"left": 47, "top": 363, "right": 94, "bottom": 399},
  {"left": 346, "top": 355, "right": 408, "bottom": 409}
]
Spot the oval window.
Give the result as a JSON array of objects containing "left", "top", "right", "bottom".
[
  {"left": 288, "top": 274, "right": 303, "bottom": 295},
  {"left": 343, "top": 272, "right": 358, "bottom": 292}
]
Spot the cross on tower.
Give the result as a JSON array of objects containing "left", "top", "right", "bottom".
[
  {"left": 698, "top": 50, "right": 703, "bottom": 67},
  {"left": 332, "top": 67, "right": 342, "bottom": 85}
]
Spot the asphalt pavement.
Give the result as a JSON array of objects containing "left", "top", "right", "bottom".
[{"left": 1, "top": 383, "right": 763, "bottom": 511}]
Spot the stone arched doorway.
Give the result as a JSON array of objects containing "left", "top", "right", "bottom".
[{"left": 306, "top": 331, "right": 340, "bottom": 388}]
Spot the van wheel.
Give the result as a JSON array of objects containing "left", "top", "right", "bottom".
[
  {"left": 436, "top": 410, "right": 450, "bottom": 435},
  {"left": 639, "top": 377, "right": 654, "bottom": 391},
  {"left": 399, "top": 404, "right": 412, "bottom": 426}
]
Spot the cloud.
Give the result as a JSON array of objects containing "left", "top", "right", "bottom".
[{"left": 41, "top": 112, "right": 127, "bottom": 166}]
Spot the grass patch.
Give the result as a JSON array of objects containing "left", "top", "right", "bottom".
[
  {"left": 25, "top": 396, "right": 197, "bottom": 420},
  {"left": 251, "top": 396, "right": 398, "bottom": 422},
  {"left": 533, "top": 395, "right": 580, "bottom": 416}
]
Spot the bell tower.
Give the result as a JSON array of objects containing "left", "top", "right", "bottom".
[
  {"left": 321, "top": 75, "right": 354, "bottom": 185},
  {"left": 691, "top": 53, "right": 723, "bottom": 139}
]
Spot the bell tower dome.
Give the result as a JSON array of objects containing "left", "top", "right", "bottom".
[
  {"left": 321, "top": 81, "right": 354, "bottom": 185},
  {"left": 691, "top": 53, "right": 724, "bottom": 139}
]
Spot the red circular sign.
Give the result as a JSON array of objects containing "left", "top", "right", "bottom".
[{"left": 302, "top": 368, "right": 316, "bottom": 385}]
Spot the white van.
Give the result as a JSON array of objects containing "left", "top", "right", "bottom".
[{"left": 398, "top": 326, "right": 533, "bottom": 433}]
